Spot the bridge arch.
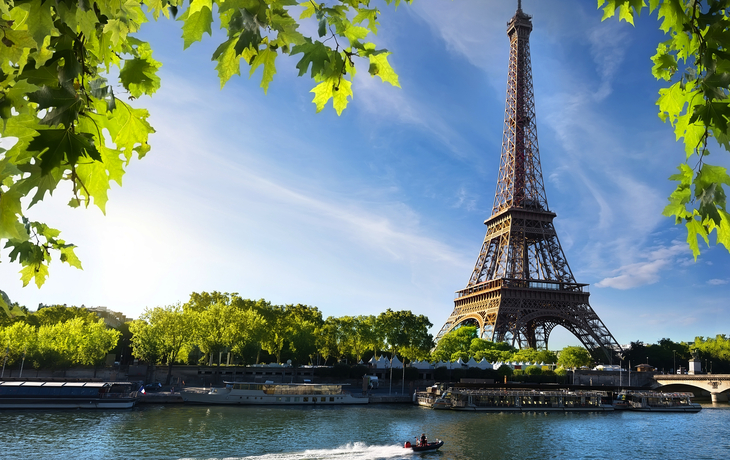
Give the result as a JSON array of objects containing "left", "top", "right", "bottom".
[{"left": 654, "top": 375, "right": 730, "bottom": 403}]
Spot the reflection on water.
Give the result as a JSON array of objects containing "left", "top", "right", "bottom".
[{"left": 0, "top": 404, "right": 728, "bottom": 459}]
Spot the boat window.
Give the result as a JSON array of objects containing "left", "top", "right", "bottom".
[
  {"left": 303, "top": 397, "right": 309, "bottom": 402},
  {"left": 330, "top": 397, "right": 334, "bottom": 402}
]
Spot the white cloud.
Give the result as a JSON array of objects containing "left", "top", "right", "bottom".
[
  {"left": 588, "top": 21, "right": 629, "bottom": 101},
  {"left": 596, "top": 241, "right": 687, "bottom": 289},
  {"left": 707, "top": 279, "right": 729, "bottom": 286}
]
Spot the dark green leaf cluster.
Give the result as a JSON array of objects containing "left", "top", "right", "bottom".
[{"left": 600, "top": 0, "right": 730, "bottom": 258}]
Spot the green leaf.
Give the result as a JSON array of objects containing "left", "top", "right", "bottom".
[
  {"left": 652, "top": 49, "right": 677, "bottom": 81},
  {"left": 311, "top": 75, "right": 352, "bottom": 115},
  {"left": 19, "top": 260, "right": 49, "bottom": 288},
  {"left": 120, "top": 57, "right": 162, "bottom": 98},
  {"left": 0, "top": 186, "right": 28, "bottom": 240},
  {"left": 13, "top": 162, "right": 64, "bottom": 208},
  {"left": 180, "top": 1, "right": 214, "bottom": 49},
  {"left": 332, "top": 78, "right": 352, "bottom": 115},
  {"left": 292, "top": 39, "right": 331, "bottom": 77},
  {"left": 618, "top": 3, "right": 635, "bottom": 25},
  {"left": 103, "top": 19, "right": 131, "bottom": 49},
  {"left": 25, "top": 0, "right": 55, "bottom": 48},
  {"left": 674, "top": 112, "right": 706, "bottom": 158},
  {"left": 299, "top": 1, "right": 318, "bottom": 19},
  {"left": 368, "top": 50, "right": 400, "bottom": 87},
  {"left": 28, "top": 84, "right": 83, "bottom": 128},
  {"left": 686, "top": 217, "right": 708, "bottom": 260},
  {"left": 59, "top": 245, "right": 83, "bottom": 270},
  {"left": 107, "top": 101, "right": 154, "bottom": 159},
  {"left": 657, "top": 82, "right": 687, "bottom": 122},
  {"left": 657, "top": 0, "right": 683, "bottom": 34},
  {"left": 213, "top": 38, "right": 243, "bottom": 87},
  {"left": 716, "top": 210, "right": 730, "bottom": 250},
  {"left": 27, "top": 129, "right": 102, "bottom": 174},
  {"left": 250, "top": 47, "right": 278, "bottom": 93},
  {"left": 353, "top": 8, "right": 379, "bottom": 34}
]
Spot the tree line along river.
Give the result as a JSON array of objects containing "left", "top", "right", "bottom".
[{"left": 0, "top": 403, "right": 729, "bottom": 459}]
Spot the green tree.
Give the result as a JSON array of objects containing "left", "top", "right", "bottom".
[
  {"left": 137, "top": 304, "right": 193, "bottom": 384},
  {"left": 27, "top": 305, "right": 97, "bottom": 327},
  {"left": 0, "top": 290, "right": 25, "bottom": 324},
  {"left": 191, "top": 301, "right": 235, "bottom": 365},
  {"left": 347, "top": 315, "right": 375, "bottom": 363},
  {"left": 399, "top": 313, "right": 434, "bottom": 362},
  {"left": 0, "top": 0, "right": 408, "bottom": 291},
  {"left": 360, "top": 315, "right": 384, "bottom": 359},
  {"left": 470, "top": 338, "right": 515, "bottom": 363},
  {"left": 286, "top": 304, "right": 323, "bottom": 364},
  {"left": 691, "top": 334, "right": 730, "bottom": 373},
  {"left": 0, "top": 321, "right": 36, "bottom": 365},
  {"left": 258, "top": 303, "right": 288, "bottom": 363},
  {"left": 227, "top": 306, "right": 266, "bottom": 365},
  {"left": 524, "top": 365, "right": 543, "bottom": 376},
  {"left": 316, "top": 316, "right": 341, "bottom": 365},
  {"left": 377, "top": 308, "right": 432, "bottom": 364},
  {"left": 129, "top": 318, "right": 163, "bottom": 365},
  {"left": 71, "top": 318, "right": 120, "bottom": 365},
  {"left": 432, "top": 326, "right": 478, "bottom": 362},
  {"left": 600, "top": 0, "right": 730, "bottom": 257},
  {"left": 557, "top": 345, "right": 593, "bottom": 370}
]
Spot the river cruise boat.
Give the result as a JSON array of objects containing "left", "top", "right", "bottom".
[
  {"left": 0, "top": 381, "right": 137, "bottom": 409},
  {"left": 416, "top": 387, "right": 613, "bottom": 412},
  {"left": 183, "top": 382, "right": 368, "bottom": 405},
  {"left": 613, "top": 390, "right": 702, "bottom": 412}
]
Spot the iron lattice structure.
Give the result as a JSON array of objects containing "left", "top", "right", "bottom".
[{"left": 436, "top": 4, "right": 621, "bottom": 363}]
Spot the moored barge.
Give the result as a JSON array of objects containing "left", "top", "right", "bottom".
[
  {"left": 416, "top": 386, "right": 613, "bottom": 412},
  {"left": 613, "top": 390, "right": 702, "bottom": 412},
  {"left": 0, "top": 381, "right": 137, "bottom": 409},
  {"left": 183, "top": 381, "right": 368, "bottom": 405}
]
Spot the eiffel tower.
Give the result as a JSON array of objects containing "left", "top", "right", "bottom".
[{"left": 436, "top": 1, "right": 621, "bottom": 363}]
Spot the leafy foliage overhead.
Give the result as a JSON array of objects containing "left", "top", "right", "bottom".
[
  {"left": 599, "top": 0, "right": 730, "bottom": 258},
  {"left": 0, "top": 0, "right": 407, "bottom": 292}
]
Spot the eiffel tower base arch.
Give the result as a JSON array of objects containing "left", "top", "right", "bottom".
[{"left": 436, "top": 283, "right": 619, "bottom": 364}]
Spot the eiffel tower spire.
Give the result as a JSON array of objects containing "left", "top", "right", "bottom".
[{"left": 436, "top": 4, "right": 621, "bottom": 362}]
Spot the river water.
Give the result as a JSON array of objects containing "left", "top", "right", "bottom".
[{"left": 1, "top": 404, "right": 728, "bottom": 459}]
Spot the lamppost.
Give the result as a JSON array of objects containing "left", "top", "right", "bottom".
[
  {"left": 673, "top": 350, "right": 676, "bottom": 374},
  {"left": 617, "top": 353, "right": 624, "bottom": 388},
  {"left": 1, "top": 346, "right": 8, "bottom": 378}
]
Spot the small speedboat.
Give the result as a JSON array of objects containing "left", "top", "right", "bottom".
[{"left": 404, "top": 440, "right": 444, "bottom": 452}]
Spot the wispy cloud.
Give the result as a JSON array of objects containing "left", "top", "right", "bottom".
[
  {"left": 354, "top": 75, "right": 473, "bottom": 160},
  {"left": 596, "top": 241, "right": 687, "bottom": 289},
  {"left": 707, "top": 279, "right": 729, "bottom": 285},
  {"left": 588, "top": 21, "right": 630, "bottom": 101}
]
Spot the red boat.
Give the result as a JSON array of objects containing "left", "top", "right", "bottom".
[{"left": 404, "top": 440, "right": 444, "bottom": 452}]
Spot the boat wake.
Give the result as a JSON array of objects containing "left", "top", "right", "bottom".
[{"left": 180, "top": 442, "right": 411, "bottom": 460}]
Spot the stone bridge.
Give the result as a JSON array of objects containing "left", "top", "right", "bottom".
[{"left": 654, "top": 374, "right": 730, "bottom": 403}]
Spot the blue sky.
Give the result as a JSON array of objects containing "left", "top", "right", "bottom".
[{"left": 2, "top": 0, "right": 729, "bottom": 350}]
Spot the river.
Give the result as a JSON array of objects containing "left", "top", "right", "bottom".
[{"left": 1, "top": 404, "right": 728, "bottom": 459}]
